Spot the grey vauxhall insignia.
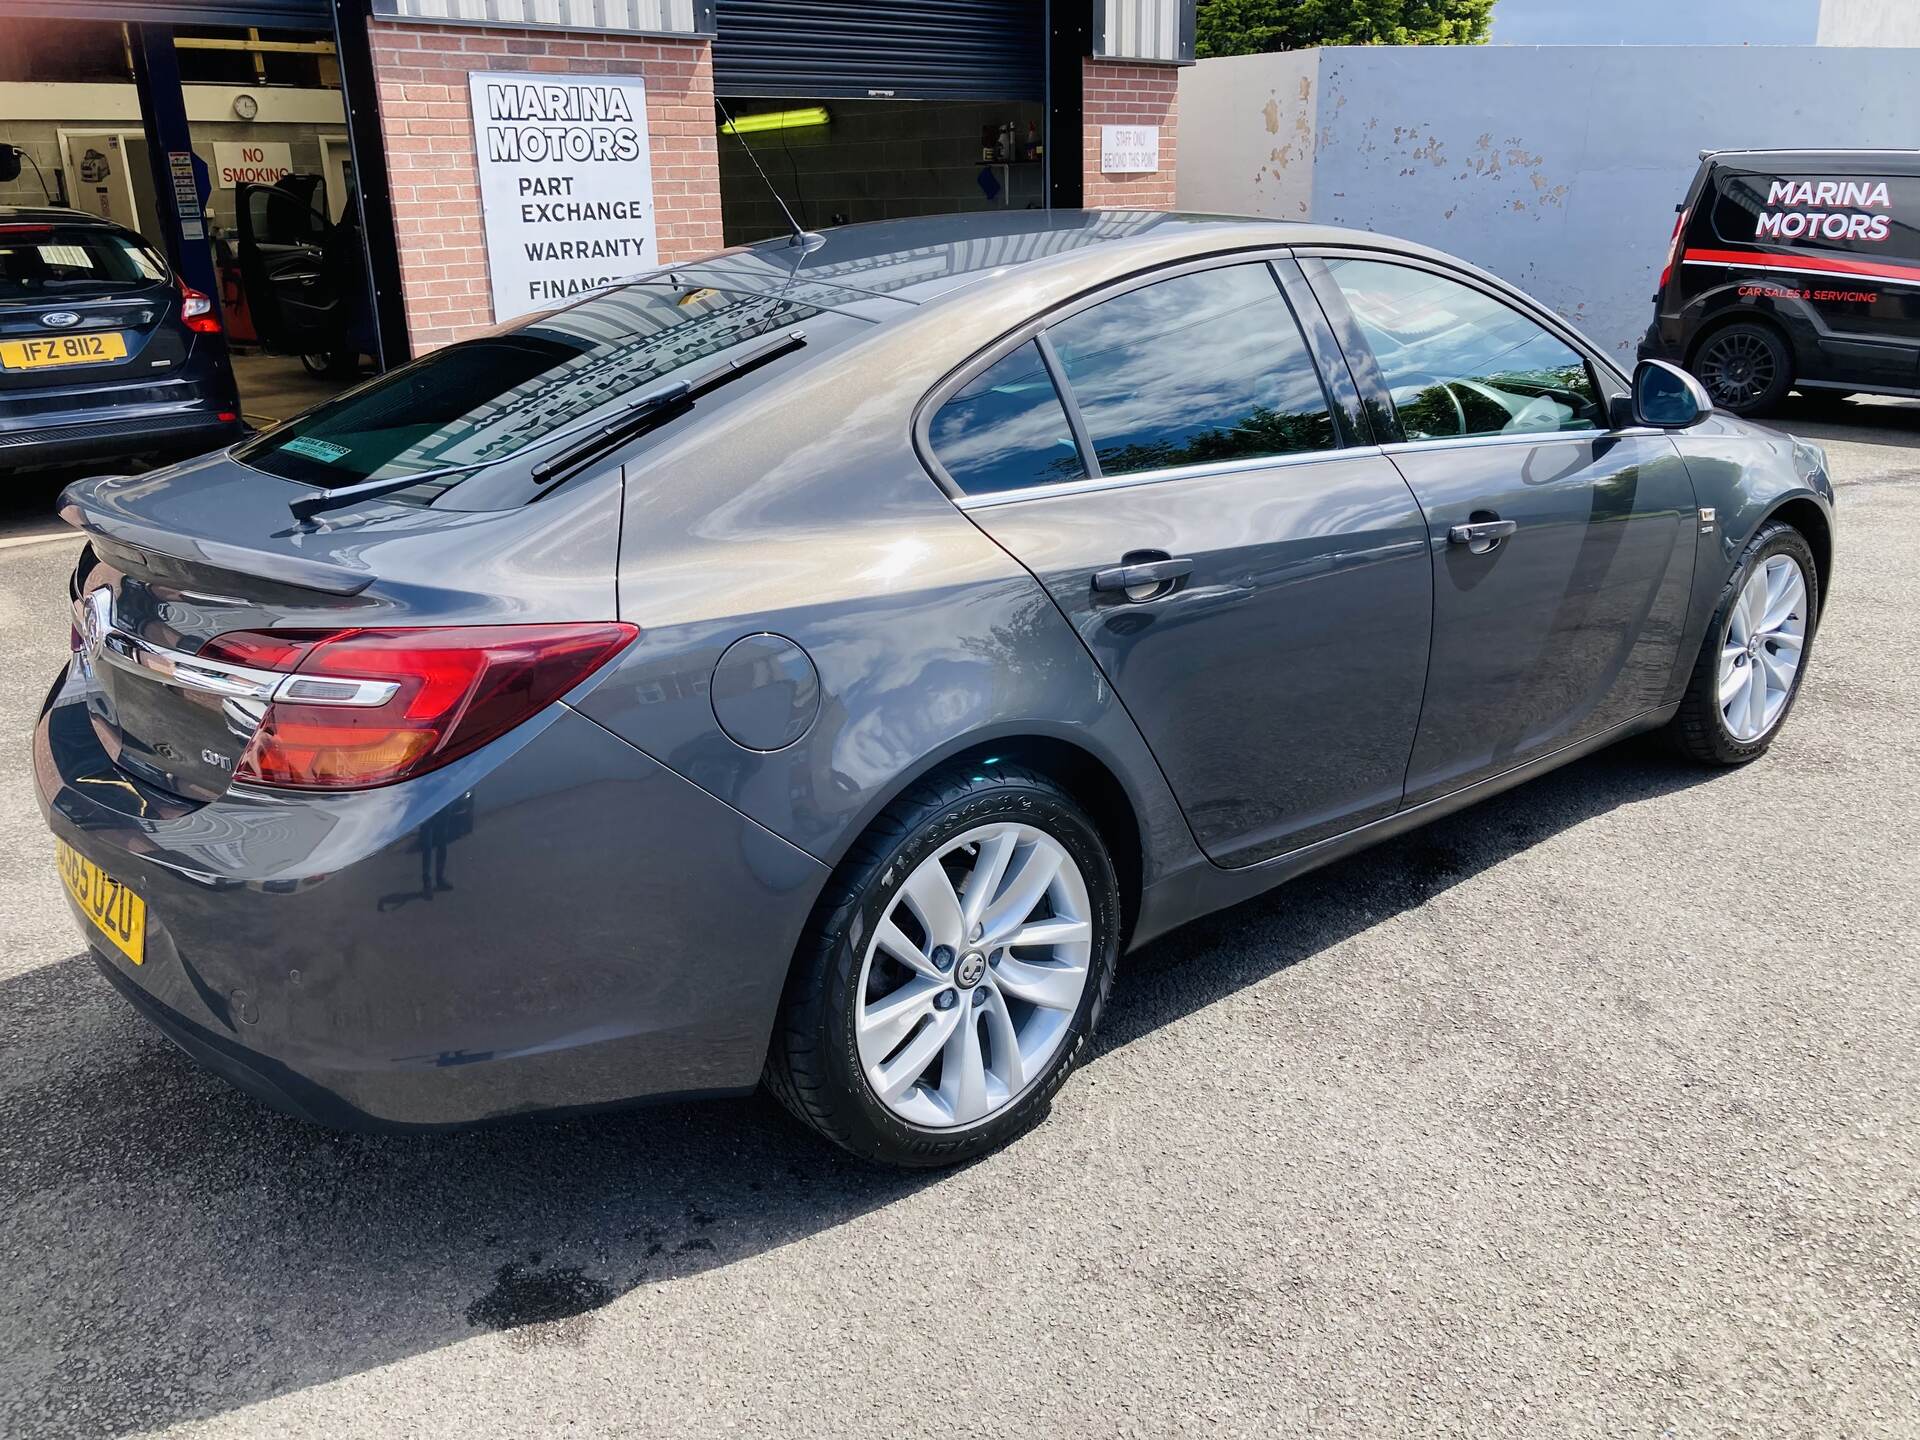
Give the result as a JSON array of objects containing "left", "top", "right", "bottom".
[{"left": 37, "top": 211, "right": 1835, "bottom": 1166}]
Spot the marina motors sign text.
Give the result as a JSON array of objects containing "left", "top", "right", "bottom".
[
  {"left": 469, "top": 72, "right": 658, "bottom": 323},
  {"left": 1757, "top": 178, "right": 1892, "bottom": 243}
]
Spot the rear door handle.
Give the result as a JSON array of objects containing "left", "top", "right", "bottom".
[
  {"left": 1447, "top": 519, "right": 1518, "bottom": 555},
  {"left": 1092, "top": 557, "right": 1193, "bottom": 597}
]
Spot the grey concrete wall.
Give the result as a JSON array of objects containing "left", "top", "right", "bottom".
[{"left": 1179, "top": 44, "right": 1920, "bottom": 360}]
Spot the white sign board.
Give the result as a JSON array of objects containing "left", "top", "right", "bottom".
[
  {"left": 469, "top": 71, "right": 659, "bottom": 323},
  {"left": 1100, "top": 125, "right": 1160, "bottom": 175},
  {"left": 212, "top": 142, "right": 294, "bottom": 189}
]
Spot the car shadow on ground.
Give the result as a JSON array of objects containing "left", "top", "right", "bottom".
[
  {"left": 1775, "top": 392, "right": 1920, "bottom": 451},
  {"left": 0, "top": 738, "right": 1715, "bottom": 1437}
]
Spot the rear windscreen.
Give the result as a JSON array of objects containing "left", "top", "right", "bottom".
[
  {"left": 237, "top": 283, "right": 841, "bottom": 489},
  {"left": 0, "top": 224, "right": 167, "bottom": 298}
]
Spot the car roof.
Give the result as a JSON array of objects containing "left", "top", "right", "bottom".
[
  {"left": 664, "top": 208, "right": 1473, "bottom": 309},
  {"left": 1703, "top": 148, "right": 1920, "bottom": 177},
  {"left": 0, "top": 205, "right": 131, "bottom": 229}
]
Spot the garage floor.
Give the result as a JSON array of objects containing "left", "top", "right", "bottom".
[
  {"left": 1, "top": 398, "right": 1916, "bottom": 1437},
  {"left": 230, "top": 349, "right": 359, "bottom": 428}
]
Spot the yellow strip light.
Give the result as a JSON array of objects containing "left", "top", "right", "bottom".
[{"left": 720, "top": 106, "right": 831, "bottom": 136}]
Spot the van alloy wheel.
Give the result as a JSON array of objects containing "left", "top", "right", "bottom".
[{"left": 1697, "top": 329, "right": 1780, "bottom": 409}]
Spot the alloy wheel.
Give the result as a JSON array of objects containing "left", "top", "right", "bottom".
[
  {"left": 854, "top": 822, "right": 1093, "bottom": 1129},
  {"left": 1697, "top": 331, "right": 1778, "bottom": 408},
  {"left": 1719, "top": 555, "right": 1807, "bottom": 742}
]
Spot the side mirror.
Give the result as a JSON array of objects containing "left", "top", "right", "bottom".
[{"left": 1632, "top": 358, "right": 1711, "bottom": 429}]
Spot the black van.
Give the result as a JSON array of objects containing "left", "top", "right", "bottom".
[{"left": 1640, "top": 148, "right": 1920, "bottom": 415}]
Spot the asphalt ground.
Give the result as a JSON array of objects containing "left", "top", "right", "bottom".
[{"left": 1, "top": 397, "right": 1916, "bottom": 1437}]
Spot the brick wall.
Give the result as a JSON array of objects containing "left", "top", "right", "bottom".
[
  {"left": 367, "top": 21, "right": 719, "bottom": 352},
  {"left": 1081, "top": 57, "right": 1179, "bottom": 210}
]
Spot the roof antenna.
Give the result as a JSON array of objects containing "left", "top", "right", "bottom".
[{"left": 715, "top": 95, "right": 825, "bottom": 255}]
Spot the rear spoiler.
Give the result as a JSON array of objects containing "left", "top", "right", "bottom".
[{"left": 59, "top": 480, "right": 373, "bottom": 597}]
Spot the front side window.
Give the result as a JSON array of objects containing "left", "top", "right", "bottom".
[
  {"left": 928, "top": 341, "right": 1086, "bottom": 496},
  {"left": 1047, "top": 263, "right": 1335, "bottom": 476},
  {"left": 1325, "top": 258, "right": 1603, "bottom": 442}
]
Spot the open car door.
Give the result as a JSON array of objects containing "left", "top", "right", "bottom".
[{"left": 235, "top": 177, "right": 342, "bottom": 356}]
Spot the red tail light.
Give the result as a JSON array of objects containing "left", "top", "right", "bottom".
[
  {"left": 199, "top": 623, "right": 639, "bottom": 790},
  {"left": 1657, "top": 209, "right": 1688, "bottom": 291},
  {"left": 178, "top": 277, "right": 221, "bottom": 334}
]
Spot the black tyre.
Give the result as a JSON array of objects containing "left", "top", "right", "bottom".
[
  {"left": 1692, "top": 322, "right": 1793, "bottom": 415},
  {"left": 1669, "top": 521, "right": 1819, "bottom": 765},
  {"left": 299, "top": 352, "right": 332, "bottom": 376},
  {"left": 766, "top": 762, "right": 1121, "bottom": 1167}
]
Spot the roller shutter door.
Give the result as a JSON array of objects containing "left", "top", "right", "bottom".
[{"left": 713, "top": 0, "right": 1046, "bottom": 101}]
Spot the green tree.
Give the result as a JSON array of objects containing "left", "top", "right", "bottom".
[{"left": 1195, "top": 0, "right": 1495, "bottom": 57}]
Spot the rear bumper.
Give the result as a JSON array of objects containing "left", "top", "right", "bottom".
[
  {"left": 1637, "top": 319, "right": 1683, "bottom": 365},
  {"left": 0, "top": 410, "right": 242, "bottom": 470},
  {"left": 34, "top": 667, "right": 828, "bottom": 1130}
]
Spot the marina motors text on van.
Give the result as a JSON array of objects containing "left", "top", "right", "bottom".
[{"left": 1756, "top": 179, "right": 1893, "bottom": 243}]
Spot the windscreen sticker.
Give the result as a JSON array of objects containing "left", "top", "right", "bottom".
[{"left": 281, "top": 436, "right": 351, "bottom": 463}]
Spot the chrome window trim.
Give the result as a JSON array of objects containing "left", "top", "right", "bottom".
[
  {"left": 1376, "top": 427, "right": 1665, "bottom": 457},
  {"left": 953, "top": 444, "right": 1387, "bottom": 511},
  {"left": 75, "top": 595, "right": 399, "bottom": 709}
]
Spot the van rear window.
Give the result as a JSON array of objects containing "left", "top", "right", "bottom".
[
  {"left": 1711, "top": 172, "right": 1920, "bottom": 261},
  {"left": 237, "top": 283, "right": 835, "bottom": 489}
]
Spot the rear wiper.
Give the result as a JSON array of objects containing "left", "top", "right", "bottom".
[
  {"left": 527, "top": 326, "right": 807, "bottom": 490},
  {"left": 288, "top": 327, "right": 807, "bottom": 522}
]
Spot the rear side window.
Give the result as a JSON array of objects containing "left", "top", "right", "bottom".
[
  {"left": 1710, "top": 170, "right": 1920, "bottom": 261},
  {"left": 0, "top": 223, "right": 165, "bottom": 298},
  {"left": 928, "top": 341, "right": 1086, "bottom": 495},
  {"left": 1325, "top": 258, "right": 1603, "bottom": 441},
  {"left": 1047, "top": 263, "right": 1335, "bottom": 476}
]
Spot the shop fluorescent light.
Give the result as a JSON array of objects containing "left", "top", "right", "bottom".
[{"left": 721, "top": 106, "right": 830, "bottom": 136}]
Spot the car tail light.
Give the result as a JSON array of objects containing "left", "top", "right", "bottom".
[
  {"left": 178, "top": 277, "right": 221, "bottom": 334},
  {"left": 198, "top": 623, "right": 639, "bottom": 790},
  {"left": 1657, "top": 208, "right": 1688, "bottom": 291}
]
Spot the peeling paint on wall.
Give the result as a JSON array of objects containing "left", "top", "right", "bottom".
[{"left": 1179, "top": 43, "right": 1920, "bottom": 355}]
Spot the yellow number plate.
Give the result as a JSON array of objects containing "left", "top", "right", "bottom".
[
  {"left": 0, "top": 332, "right": 128, "bottom": 369},
  {"left": 56, "top": 837, "right": 147, "bottom": 966}
]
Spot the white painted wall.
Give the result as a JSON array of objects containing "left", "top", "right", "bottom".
[
  {"left": 1178, "top": 45, "right": 1920, "bottom": 359},
  {"left": 1174, "top": 50, "right": 1316, "bottom": 220},
  {"left": 1818, "top": 0, "right": 1920, "bottom": 46}
]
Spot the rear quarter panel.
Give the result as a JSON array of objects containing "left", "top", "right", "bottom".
[{"left": 574, "top": 309, "right": 1201, "bottom": 893}]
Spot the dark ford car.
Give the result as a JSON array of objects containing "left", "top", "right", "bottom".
[
  {"left": 37, "top": 212, "right": 1835, "bottom": 1166},
  {"left": 1641, "top": 148, "right": 1920, "bottom": 414},
  {"left": 1, "top": 207, "right": 242, "bottom": 470}
]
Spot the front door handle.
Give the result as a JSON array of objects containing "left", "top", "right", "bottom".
[
  {"left": 1447, "top": 518, "right": 1518, "bottom": 555},
  {"left": 1092, "top": 556, "right": 1193, "bottom": 599}
]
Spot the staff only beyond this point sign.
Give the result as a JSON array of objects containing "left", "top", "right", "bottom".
[{"left": 469, "top": 71, "right": 659, "bottom": 323}]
